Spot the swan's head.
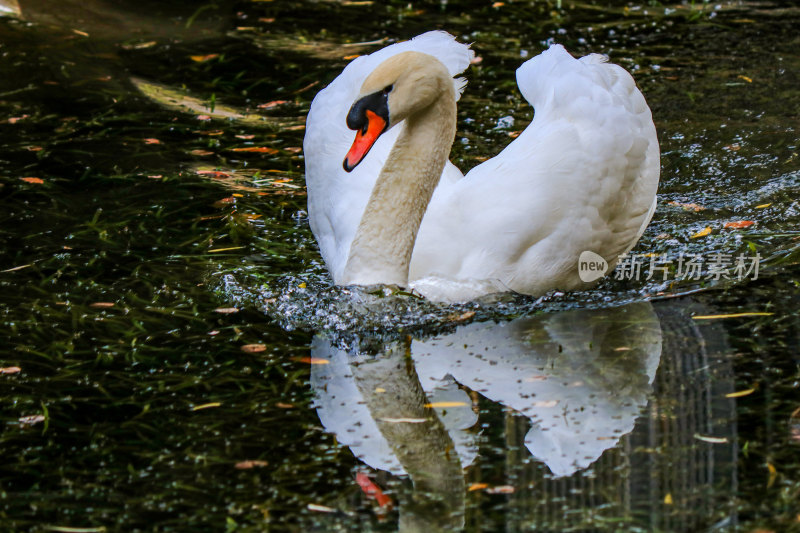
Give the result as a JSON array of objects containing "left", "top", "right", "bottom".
[{"left": 343, "top": 51, "right": 452, "bottom": 172}]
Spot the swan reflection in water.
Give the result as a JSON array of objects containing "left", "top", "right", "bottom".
[{"left": 310, "top": 302, "right": 662, "bottom": 528}]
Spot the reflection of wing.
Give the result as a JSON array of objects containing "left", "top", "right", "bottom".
[
  {"left": 304, "top": 31, "right": 473, "bottom": 281},
  {"left": 412, "top": 302, "right": 662, "bottom": 477}
]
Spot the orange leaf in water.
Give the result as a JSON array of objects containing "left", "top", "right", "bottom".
[
  {"left": 356, "top": 472, "right": 393, "bottom": 508},
  {"left": 343, "top": 54, "right": 360, "bottom": 60},
  {"left": 191, "top": 149, "right": 214, "bottom": 156},
  {"left": 143, "top": 138, "right": 161, "bottom": 145},
  {"left": 235, "top": 460, "right": 268, "bottom": 469},
  {"left": 190, "top": 53, "right": 220, "bottom": 62},
  {"left": 240, "top": 344, "right": 267, "bottom": 353},
  {"left": 231, "top": 147, "right": 279, "bottom": 154},
  {"left": 291, "top": 356, "right": 330, "bottom": 365},
  {"left": 724, "top": 220, "right": 755, "bottom": 229},
  {"left": 197, "top": 170, "right": 232, "bottom": 178},
  {"left": 235, "top": 134, "right": 255, "bottom": 140},
  {"left": 468, "top": 483, "right": 489, "bottom": 492},
  {"left": 257, "top": 100, "right": 289, "bottom": 109},
  {"left": 20, "top": 177, "right": 44, "bottom": 184}
]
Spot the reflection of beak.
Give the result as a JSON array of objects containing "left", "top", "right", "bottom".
[{"left": 343, "top": 110, "right": 387, "bottom": 172}]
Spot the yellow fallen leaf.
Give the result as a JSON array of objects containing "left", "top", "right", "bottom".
[
  {"left": 767, "top": 462, "right": 777, "bottom": 488},
  {"left": 664, "top": 493, "right": 673, "bottom": 505},
  {"left": 374, "top": 387, "right": 386, "bottom": 393},
  {"left": 468, "top": 483, "right": 489, "bottom": 491},
  {"left": 726, "top": 388, "right": 756, "bottom": 398},
  {"left": 690, "top": 226, "right": 712, "bottom": 238},
  {"left": 692, "top": 312, "right": 774, "bottom": 320},
  {"left": 424, "top": 401, "right": 468, "bottom": 408},
  {"left": 191, "top": 402, "right": 221, "bottom": 411},
  {"left": 208, "top": 246, "right": 246, "bottom": 252},
  {"left": 737, "top": 75, "right": 753, "bottom": 83},
  {"left": 755, "top": 203, "right": 772, "bottom": 209}
]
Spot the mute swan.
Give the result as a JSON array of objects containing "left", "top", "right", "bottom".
[{"left": 304, "top": 31, "right": 659, "bottom": 302}]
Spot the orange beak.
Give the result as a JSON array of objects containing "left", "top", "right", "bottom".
[{"left": 343, "top": 110, "right": 387, "bottom": 172}]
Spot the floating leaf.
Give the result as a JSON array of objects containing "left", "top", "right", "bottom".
[
  {"left": 755, "top": 203, "right": 771, "bottom": 209},
  {"left": 1, "top": 366, "right": 21, "bottom": 374},
  {"left": 356, "top": 472, "right": 393, "bottom": 508},
  {"left": 668, "top": 201, "right": 706, "bottom": 212},
  {"left": 235, "top": 460, "right": 268, "bottom": 469},
  {"left": 213, "top": 307, "right": 239, "bottom": 314},
  {"left": 692, "top": 312, "right": 773, "bottom": 320},
  {"left": 89, "top": 302, "right": 115, "bottom": 308},
  {"left": 737, "top": 74, "right": 753, "bottom": 83},
  {"left": 694, "top": 433, "right": 728, "bottom": 444},
  {"left": 208, "top": 246, "right": 245, "bottom": 253},
  {"left": 190, "top": 53, "right": 220, "bottom": 62},
  {"left": 533, "top": 400, "right": 558, "bottom": 408},
  {"left": 767, "top": 462, "right": 777, "bottom": 488},
  {"left": 468, "top": 483, "right": 489, "bottom": 492},
  {"left": 664, "top": 493, "right": 673, "bottom": 505},
  {"left": 486, "top": 485, "right": 515, "bottom": 494},
  {"left": 379, "top": 417, "right": 427, "bottom": 423},
  {"left": 143, "top": 138, "right": 161, "bottom": 145},
  {"left": 230, "top": 147, "right": 279, "bottom": 154},
  {"left": 19, "top": 415, "right": 45, "bottom": 426},
  {"left": 257, "top": 100, "right": 289, "bottom": 109},
  {"left": 726, "top": 388, "right": 756, "bottom": 398},
  {"left": 290, "top": 356, "right": 330, "bottom": 365},
  {"left": 275, "top": 402, "right": 294, "bottom": 409},
  {"left": 240, "top": 344, "right": 267, "bottom": 353},
  {"left": 690, "top": 226, "right": 712, "bottom": 238},
  {"left": 424, "top": 401, "right": 468, "bottom": 408},
  {"left": 190, "top": 402, "right": 221, "bottom": 411},
  {"left": 20, "top": 177, "right": 44, "bottom": 184},
  {"left": 307, "top": 503, "right": 336, "bottom": 513},
  {"left": 724, "top": 220, "right": 755, "bottom": 229}
]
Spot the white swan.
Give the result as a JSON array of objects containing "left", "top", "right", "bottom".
[{"left": 304, "top": 31, "right": 659, "bottom": 302}]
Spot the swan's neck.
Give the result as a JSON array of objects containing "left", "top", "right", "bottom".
[{"left": 342, "top": 90, "right": 456, "bottom": 287}]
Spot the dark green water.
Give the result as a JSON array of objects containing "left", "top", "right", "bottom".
[{"left": 1, "top": 1, "right": 799, "bottom": 531}]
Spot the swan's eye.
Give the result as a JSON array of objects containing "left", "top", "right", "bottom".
[{"left": 383, "top": 85, "right": 393, "bottom": 94}]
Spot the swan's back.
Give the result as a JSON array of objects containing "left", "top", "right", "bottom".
[
  {"left": 411, "top": 45, "right": 659, "bottom": 297},
  {"left": 304, "top": 32, "right": 473, "bottom": 282}
]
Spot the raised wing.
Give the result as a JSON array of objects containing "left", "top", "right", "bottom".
[{"left": 411, "top": 45, "right": 660, "bottom": 295}]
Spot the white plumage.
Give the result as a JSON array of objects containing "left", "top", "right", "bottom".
[{"left": 304, "top": 31, "right": 659, "bottom": 302}]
